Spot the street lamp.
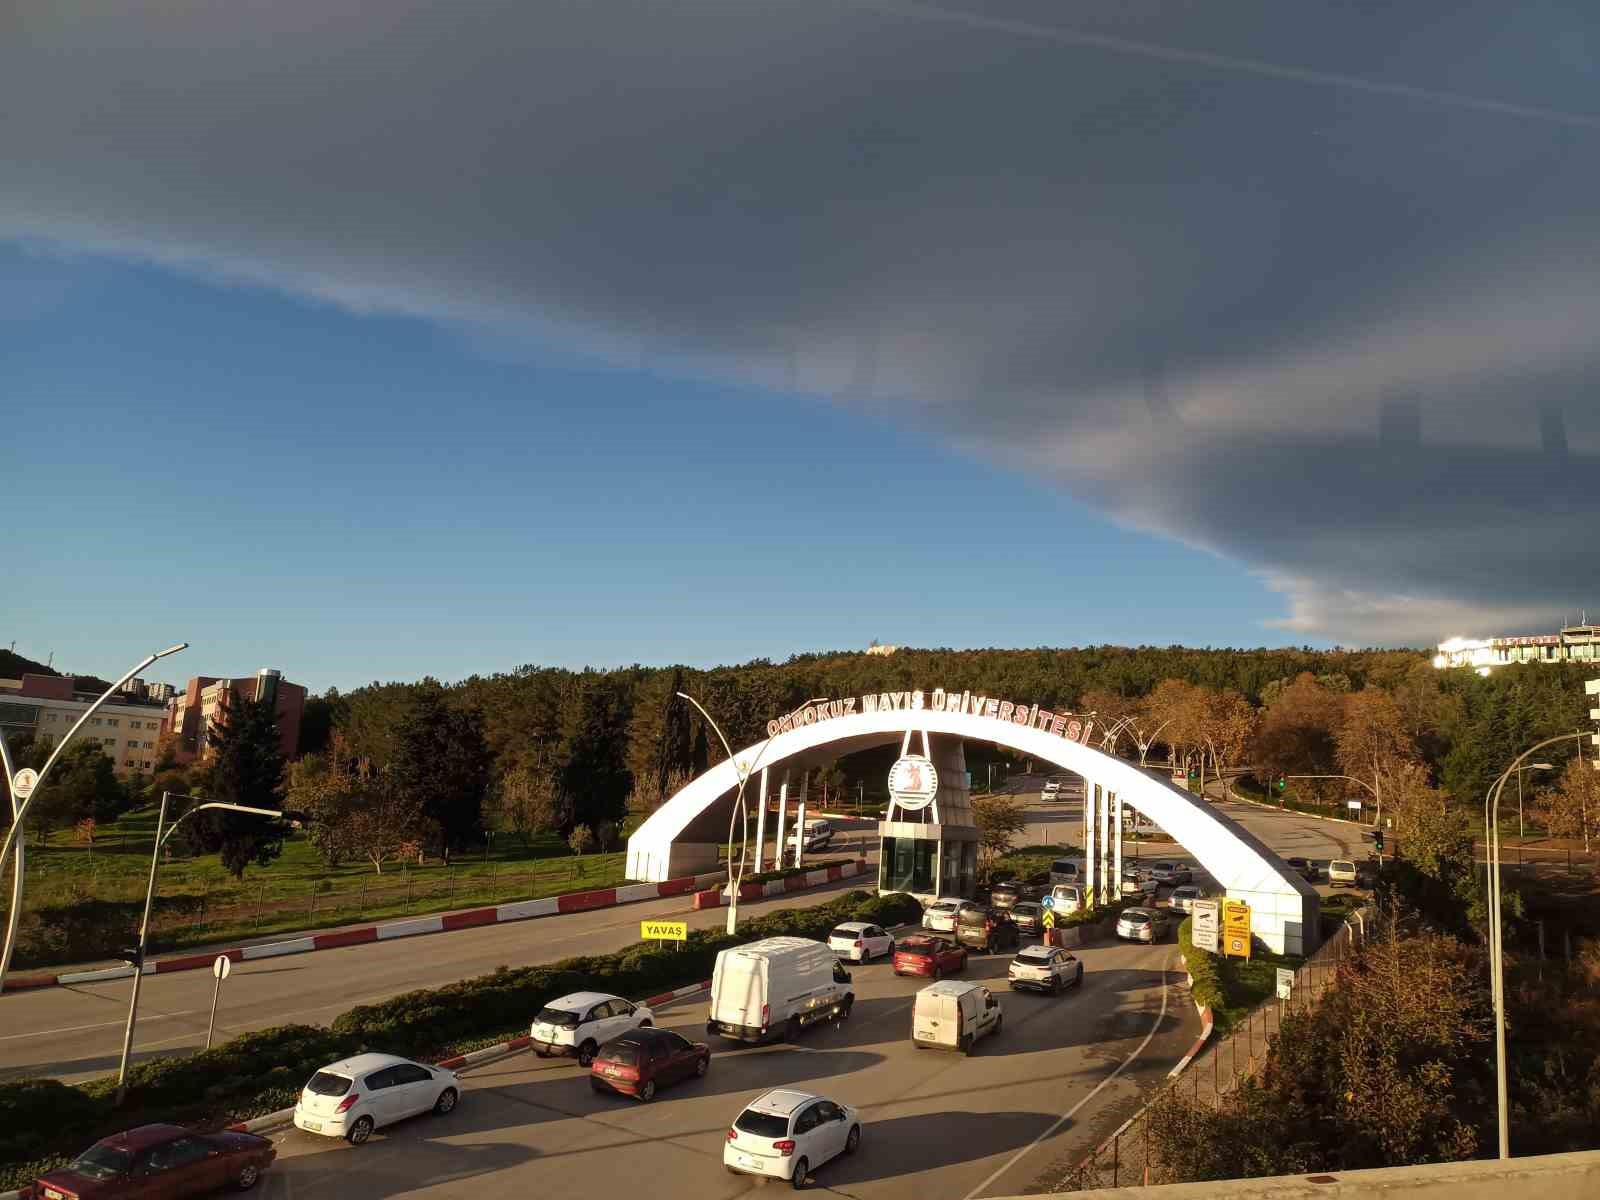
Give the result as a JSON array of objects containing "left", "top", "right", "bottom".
[
  {"left": 0, "top": 642, "right": 187, "bottom": 996},
  {"left": 114, "top": 791, "right": 297, "bottom": 1103},
  {"left": 1483, "top": 732, "right": 1585, "bottom": 1159},
  {"left": 1515, "top": 763, "right": 1555, "bottom": 840}
]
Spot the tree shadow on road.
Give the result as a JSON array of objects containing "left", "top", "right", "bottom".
[{"left": 815, "top": 1110, "right": 1057, "bottom": 1186}]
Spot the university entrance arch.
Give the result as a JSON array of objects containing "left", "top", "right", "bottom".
[{"left": 626, "top": 690, "right": 1319, "bottom": 954}]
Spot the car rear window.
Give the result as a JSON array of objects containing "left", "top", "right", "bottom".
[
  {"left": 991, "top": 884, "right": 1018, "bottom": 895},
  {"left": 898, "top": 941, "right": 935, "bottom": 956},
  {"left": 305, "top": 1071, "right": 353, "bottom": 1097},
  {"left": 1332, "top": 860, "right": 1355, "bottom": 870},
  {"left": 957, "top": 908, "right": 990, "bottom": 925},
  {"left": 830, "top": 926, "right": 861, "bottom": 940},
  {"left": 735, "top": 1110, "right": 791, "bottom": 1139},
  {"left": 535, "top": 1007, "right": 581, "bottom": 1027},
  {"left": 69, "top": 1144, "right": 134, "bottom": 1181},
  {"left": 1123, "top": 911, "right": 1151, "bottom": 924},
  {"left": 1016, "top": 946, "right": 1052, "bottom": 961},
  {"left": 600, "top": 1042, "right": 643, "bottom": 1066}
]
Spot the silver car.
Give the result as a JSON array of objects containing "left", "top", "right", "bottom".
[
  {"left": 1116, "top": 906, "right": 1171, "bottom": 943},
  {"left": 1168, "top": 884, "right": 1204, "bottom": 912}
]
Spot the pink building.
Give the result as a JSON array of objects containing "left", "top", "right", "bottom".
[{"left": 163, "top": 669, "right": 306, "bottom": 764}]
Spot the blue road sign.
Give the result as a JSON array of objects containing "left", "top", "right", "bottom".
[{"left": 1041, "top": 895, "right": 1055, "bottom": 910}]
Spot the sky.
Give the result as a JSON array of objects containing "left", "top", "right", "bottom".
[{"left": 3, "top": 0, "right": 1597, "bottom": 694}]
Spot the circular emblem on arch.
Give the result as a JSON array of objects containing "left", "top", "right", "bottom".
[{"left": 887, "top": 754, "right": 939, "bottom": 811}]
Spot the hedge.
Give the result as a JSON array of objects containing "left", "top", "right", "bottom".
[
  {"left": 1177, "top": 915, "right": 1226, "bottom": 1016},
  {"left": 0, "top": 887, "right": 922, "bottom": 1191}
]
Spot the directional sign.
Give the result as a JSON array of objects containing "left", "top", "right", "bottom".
[
  {"left": 1041, "top": 894, "right": 1055, "bottom": 910},
  {"left": 641, "top": 919, "right": 688, "bottom": 942},
  {"left": 1276, "top": 967, "right": 1294, "bottom": 1000},
  {"left": 1346, "top": 800, "right": 1363, "bottom": 810},
  {"left": 1041, "top": 910, "right": 1056, "bottom": 930},
  {"left": 10, "top": 768, "right": 38, "bottom": 800}
]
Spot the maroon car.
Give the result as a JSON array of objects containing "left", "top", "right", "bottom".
[
  {"left": 34, "top": 1123, "right": 275, "bottom": 1198},
  {"left": 892, "top": 934, "right": 968, "bottom": 979},
  {"left": 590, "top": 1027, "right": 710, "bottom": 1101}
]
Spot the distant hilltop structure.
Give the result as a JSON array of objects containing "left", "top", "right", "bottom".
[
  {"left": 1434, "top": 622, "right": 1598, "bottom": 673},
  {"left": 865, "top": 642, "right": 899, "bottom": 657}
]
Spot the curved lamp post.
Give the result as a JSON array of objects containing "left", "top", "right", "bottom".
[
  {"left": 115, "top": 791, "right": 297, "bottom": 1103},
  {"left": 1483, "top": 731, "right": 1585, "bottom": 1159},
  {"left": 0, "top": 643, "right": 187, "bottom": 996}
]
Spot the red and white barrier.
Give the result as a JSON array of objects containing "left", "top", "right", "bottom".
[
  {"left": 12, "top": 869, "right": 728, "bottom": 993},
  {"left": 691, "top": 859, "right": 870, "bottom": 909}
]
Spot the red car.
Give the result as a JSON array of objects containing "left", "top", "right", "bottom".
[
  {"left": 892, "top": 934, "right": 968, "bottom": 979},
  {"left": 35, "top": 1123, "right": 275, "bottom": 1198},
  {"left": 590, "top": 1026, "right": 710, "bottom": 1101}
]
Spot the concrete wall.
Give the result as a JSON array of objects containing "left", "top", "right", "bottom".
[{"left": 1000, "top": 1151, "right": 1600, "bottom": 1200}]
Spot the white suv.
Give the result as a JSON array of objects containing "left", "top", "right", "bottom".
[
  {"left": 724, "top": 1089, "right": 862, "bottom": 1185},
  {"left": 1041, "top": 779, "right": 1062, "bottom": 800},
  {"left": 1008, "top": 945, "right": 1083, "bottom": 994},
  {"left": 531, "top": 991, "right": 654, "bottom": 1066},
  {"left": 294, "top": 1053, "right": 459, "bottom": 1145}
]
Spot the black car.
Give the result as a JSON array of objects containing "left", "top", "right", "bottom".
[
  {"left": 1011, "top": 901, "right": 1046, "bottom": 936},
  {"left": 1285, "top": 856, "right": 1317, "bottom": 881},
  {"left": 954, "top": 904, "right": 1020, "bottom": 953}
]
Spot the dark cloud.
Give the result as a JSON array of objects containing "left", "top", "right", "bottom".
[{"left": 5, "top": 0, "right": 1597, "bottom": 642}]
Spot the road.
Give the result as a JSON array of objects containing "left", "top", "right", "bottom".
[{"left": 251, "top": 934, "right": 1191, "bottom": 1200}]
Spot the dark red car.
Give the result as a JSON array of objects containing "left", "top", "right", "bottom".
[
  {"left": 34, "top": 1123, "right": 275, "bottom": 1198},
  {"left": 892, "top": 934, "right": 968, "bottom": 979},
  {"left": 590, "top": 1026, "right": 710, "bottom": 1101}
]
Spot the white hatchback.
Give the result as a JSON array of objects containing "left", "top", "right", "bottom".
[
  {"left": 1168, "top": 884, "right": 1205, "bottom": 912},
  {"left": 293, "top": 1052, "right": 459, "bottom": 1145},
  {"left": 922, "top": 899, "right": 961, "bottom": 932},
  {"left": 724, "top": 1089, "right": 862, "bottom": 1187},
  {"left": 828, "top": 921, "right": 894, "bottom": 963},
  {"left": 531, "top": 991, "right": 655, "bottom": 1066}
]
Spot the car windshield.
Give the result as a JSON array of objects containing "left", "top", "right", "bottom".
[
  {"left": 305, "top": 1070, "right": 353, "bottom": 1097},
  {"left": 736, "top": 1110, "right": 791, "bottom": 1139},
  {"left": 535, "top": 1007, "right": 582, "bottom": 1027},
  {"left": 992, "top": 884, "right": 1018, "bottom": 895},
  {"left": 830, "top": 926, "right": 863, "bottom": 940},
  {"left": 929, "top": 902, "right": 957, "bottom": 912},
  {"left": 69, "top": 1144, "right": 134, "bottom": 1181}
]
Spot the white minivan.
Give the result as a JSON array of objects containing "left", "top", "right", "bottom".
[
  {"left": 787, "top": 819, "right": 833, "bottom": 853},
  {"left": 1047, "top": 883, "right": 1084, "bottom": 914},
  {"left": 1049, "top": 858, "right": 1085, "bottom": 886},
  {"left": 708, "top": 937, "right": 854, "bottom": 1043},
  {"left": 912, "top": 980, "right": 1003, "bottom": 1054}
]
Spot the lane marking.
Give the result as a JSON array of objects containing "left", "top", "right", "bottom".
[
  {"left": 0, "top": 1009, "right": 202, "bottom": 1042},
  {"left": 957, "top": 947, "right": 1175, "bottom": 1200}
]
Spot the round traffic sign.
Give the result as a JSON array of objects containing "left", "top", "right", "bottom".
[
  {"left": 11, "top": 768, "right": 39, "bottom": 799},
  {"left": 213, "top": 955, "right": 232, "bottom": 980},
  {"left": 1040, "top": 894, "right": 1055, "bottom": 909}
]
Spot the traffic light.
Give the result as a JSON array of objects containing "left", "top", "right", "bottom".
[
  {"left": 1373, "top": 830, "right": 1384, "bottom": 854},
  {"left": 1275, "top": 777, "right": 1287, "bottom": 793}
]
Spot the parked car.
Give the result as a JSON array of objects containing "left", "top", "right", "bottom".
[
  {"left": 35, "top": 1124, "right": 276, "bottom": 1198},
  {"left": 532, "top": 991, "right": 654, "bottom": 1065},
  {"left": 724, "top": 1089, "right": 862, "bottom": 1187},
  {"left": 1120, "top": 869, "right": 1159, "bottom": 899},
  {"left": 1285, "top": 856, "right": 1317, "bottom": 881},
  {"left": 1007, "top": 945, "right": 1083, "bottom": 994},
  {"left": 293, "top": 1053, "right": 459, "bottom": 1145},
  {"left": 921, "top": 898, "right": 962, "bottom": 932},
  {"left": 1116, "top": 906, "right": 1172, "bottom": 943},
  {"left": 1327, "top": 859, "right": 1359, "bottom": 887},
  {"left": 1167, "top": 884, "right": 1205, "bottom": 912},
  {"left": 1041, "top": 779, "right": 1062, "bottom": 800},
  {"left": 709, "top": 938, "right": 853, "bottom": 1043},
  {"left": 893, "top": 934, "right": 969, "bottom": 979},
  {"left": 1048, "top": 883, "right": 1084, "bottom": 914},
  {"left": 912, "top": 980, "right": 1003, "bottom": 1052},
  {"left": 827, "top": 921, "right": 894, "bottom": 962},
  {"left": 954, "top": 904, "right": 1021, "bottom": 953},
  {"left": 1049, "top": 857, "right": 1085, "bottom": 885},
  {"left": 1011, "top": 901, "right": 1046, "bottom": 935},
  {"left": 590, "top": 1027, "right": 710, "bottom": 1101},
  {"left": 1150, "top": 861, "right": 1192, "bottom": 885},
  {"left": 987, "top": 881, "right": 1025, "bottom": 910}
]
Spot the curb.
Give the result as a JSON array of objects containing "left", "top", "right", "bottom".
[
  {"left": 1222, "top": 780, "right": 1365, "bottom": 830},
  {"left": 1167, "top": 1004, "right": 1214, "bottom": 1077},
  {"left": 8, "top": 870, "right": 729, "bottom": 994},
  {"left": 691, "top": 859, "right": 869, "bottom": 909}
]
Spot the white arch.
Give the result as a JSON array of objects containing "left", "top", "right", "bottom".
[{"left": 627, "top": 706, "right": 1320, "bottom": 954}]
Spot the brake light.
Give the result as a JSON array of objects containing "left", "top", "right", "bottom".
[
  {"left": 774, "top": 1139, "right": 796, "bottom": 1157},
  {"left": 761, "top": 1003, "right": 769, "bottom": 1027},
  {"left": 853, "top": 939, "right": 863, "bottom": 948},
  {"left": 335, "top": 1093, "right": 360, "bottom": 1114},
  {"left": 728, "top": 1129, "right": 739, "bottom": 1142}
]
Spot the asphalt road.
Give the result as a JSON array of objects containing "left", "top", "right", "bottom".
[{"left": 249, "top": 934, "right": 1191, "bottom": 1200}]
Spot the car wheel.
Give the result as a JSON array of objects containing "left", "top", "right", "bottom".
[
  {"left": 433, "top": 1087, "right": 458, "bottom": 1116},
  {"left": 696, "top": 1055, "right": 709, "bottom": 1077},
  {"left": 590, "top": 1077, "right": 607, "bottom": 1093},
  {"left": 837, "top": 996, "right": 853, "bottom": 1020},
  {"left": 791, "top": 1157, "right": 810, "bottom": 1190},
  {"left": 535, "top": 1049, "right": 550, "bottom": 1058},
  {"left": 233, "top": 1162, "right": 261, "bottom": 1191},
  {"left": 1076, "top": 966, "right": 1084, "bottom": 987},
  {"left": 346, "top": 1116, "right": 374, "bottom": 1146},
  {"left": 787, "top": 1016, "right": 804, "bottom": 1043},
  {"left": 993, "top": 1011, "right": 1003, "bottom": 1035},
  {"left": 639, "top": 1019, "right": 652, "bottom": 1028},
  {"left": 577, "top": 1040, "right": 599, "bottom": 1067},
  {"left": 931, "top": 965, "right": 942, "bottom": 981},
  {"left": 639, "top": 1079, "right": 656, "bottom": 1102},
  {"left": 960, "top": 1033, "right": 974, "bottom": 1056},
  {"left": 845, "top": 1125, "right": 861, "bottom": 1155}
]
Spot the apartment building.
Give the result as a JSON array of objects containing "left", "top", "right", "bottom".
[
  {"left": 0, "top": 674, "right": 168, "bottom": 773},
  {"left": 163, "top": 669, "right": 306, "bottom": 764}
]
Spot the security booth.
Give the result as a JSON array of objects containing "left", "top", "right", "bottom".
[{"left": 877, "top": 730, "right": 980, "bottom": 903}]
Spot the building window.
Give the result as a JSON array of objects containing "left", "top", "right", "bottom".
[
  {"left": 102, "top": 737, "right": 116, "bottom": 746},
  {"left": 90, "top": 717, "right": 102, "bottom": 726},
  {"left": 145, "top": 741, "right": 155, "bottom": 749},
  {"left": 45, "top": 712, "right": 58, "bottom": 722},
  {"left": 128, "top": 720, "right": 141, "bottom": 730},
  {"left": 106, "top": 718, "right": 119, "bottom": 728}
]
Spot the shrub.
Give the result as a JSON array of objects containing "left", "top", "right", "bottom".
[
  {"left": 1178, "top": 915, "right": 1226, "bottom": 1016},
  {"left": 0, "top": 1079, "right": 109, "bottom": 1163},
  {"left": 568, "top": 825, "right": 597, "bottom": 855}
]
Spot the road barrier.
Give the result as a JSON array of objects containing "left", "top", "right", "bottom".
[{"left": 691, "top": 859, "right": 870, "bottom": 909}]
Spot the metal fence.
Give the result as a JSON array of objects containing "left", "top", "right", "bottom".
[{"left": 1062, "top": 910, "right": 1373, "bottom": 1191}]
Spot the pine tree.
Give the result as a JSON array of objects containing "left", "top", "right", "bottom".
[{"left": 188, "top": 696, "right": 289, "bottom": 878}]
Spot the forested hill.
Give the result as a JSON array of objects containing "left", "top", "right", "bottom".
[{"left": 0, "top": 648, "right": 59, "bottom": 679}]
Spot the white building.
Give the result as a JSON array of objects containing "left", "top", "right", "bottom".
[
  {"left": 0, "top": 674, "right": 166, "bottom": 773},
  {"left": 1434, "top": 624, "right": 1600, "bottom": 673}
]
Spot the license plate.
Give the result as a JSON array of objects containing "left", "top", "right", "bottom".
[
  {"left": 605, "top": 1066, "right": 621, "bottom": 1076},
  {"left": 737, "top": 1153, "right": 761, "bottom": 1170},
  {"left": 302, "top": 1119, "right": 322, "bottom": 1131},
  {"left": 44, "top": 1189, "right": 65, "bottom": 1200}
]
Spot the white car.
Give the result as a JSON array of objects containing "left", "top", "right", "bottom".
[
  {"left": 1120, "top": 871, "right": 1159, "bottom": 899},
  {"left": 1116, "top": 906, "right": 1172, "bottom": 943},
  {"left": 828, "top": 921, "right": 894, "bottom": 962},
  {"left": 531, "top": 991, "right": 654, "bottom": 1066},
  {"left": 1007, "top": 945, "right": 1084, "bottom": 994},
  {"left": 293, "top": 1052, "right": 459, "bottom": 1145},
  {"left": 1150, "top": 861, "right": 1192, "bottom": 885},
  {"left": 1168, "top": 884, "right": 1205, "bottom": 912},
  {"left": 922, "top": 899, "right": 961, "bottom": 932},
  {"left": 724, "top": 1089, "right": 862, "bottom": 1186},
  {"left": 1041, "top": 779, "right": 1061, "bottom": 800}
]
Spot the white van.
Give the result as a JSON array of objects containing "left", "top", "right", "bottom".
[
  {"left": 707, "top": 937, "right": 854, "bottom": 1043},
  {"left": 1048, "top": 883, "right": 1084, "bottom": 914},
  {"left": 912, "top": 980, "right": 1003, "bottom": 1054},
  {"left": 1049, "top": 857, "right": 1084, "bottom": 886},
  {"left": 787, "top": 818, "right": 833, "bottom": 853}
]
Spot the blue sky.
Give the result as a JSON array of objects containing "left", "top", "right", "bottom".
[{"left": 3, "top": 247, "right": 1293, "bottom": 693}]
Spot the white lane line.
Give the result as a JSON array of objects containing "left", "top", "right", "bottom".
[
  {"left": 957, "top": 950, "right": 1176, "bottom": 1200},
  {"left": 0, "top": 1009, "right": 202, "bottom": 1042}
]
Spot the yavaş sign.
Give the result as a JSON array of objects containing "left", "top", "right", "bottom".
[{"left": 766, "top": 689, "right": 1094, "bottom": 745}]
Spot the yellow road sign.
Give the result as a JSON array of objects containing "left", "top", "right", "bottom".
[
  {"left": 641, "top": 919, "right": 688, "bottom": 941},
  {"left": 1222, "top": 899, "right": 1251, "bottom": 935},
  {"left": 1225, "top": 933, "right": 1252, "bottom": 960},
  {"left": 1041, "top": 911, "right": 1056, "bottom": 930}
]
